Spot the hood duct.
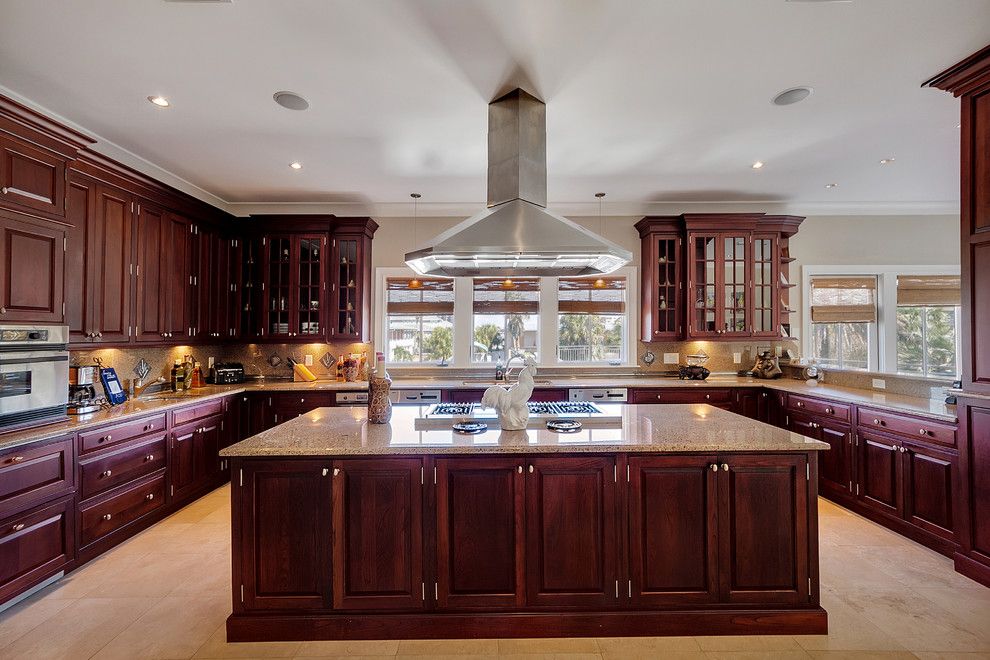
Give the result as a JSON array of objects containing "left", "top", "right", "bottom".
[{"left": 405, "top": 89, "right": 631, "bottom": 278}]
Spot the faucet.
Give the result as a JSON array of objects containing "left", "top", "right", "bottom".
[
  {"left": 503, "top": 354, "right": 527, "bottom": 384},
  {"left": 134, "top": 376, "right": 166, "bottom": 398}
]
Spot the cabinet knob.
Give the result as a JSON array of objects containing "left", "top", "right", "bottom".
[
  {"left": 762, "top": 392, "right": 767, "bottom": 397},
  {"left": 332, "top": 467, "right": 340, "bottom": 476},
  {"left": 529, "top": 465, "right": 535, "bottom": 473},
  {"left": 101, "top": 435, "right": 112, "bottom": 443},
  {"left": 145, "top": 493, "right": 155, "bottom": 501},
  {"left": 11, "top": 523, "right": 25, "bottom": 532},
  {"left": 97, "top": 332, "right": 103, "bottom": 338},
  {"left": 517, "top": 465, "right": 523, "bottom": 473},
  {"left": 900, "top": 446, "right": 907, "bottom": 453},
  {"left": 710, "top": 464, "right": 718, "bottom": 472},
  {"left": 102, "top": 513, "right": 112, "bottom": 521},
  {"left": 300, "top": 398, "right": 305, "bottom": 403},
  {"left": 1, "top": 187, "right": 7, "bottom": 195},
  {"left": 873, "top": 418, "right": 883, "bottom": 426},
  {"left": 919, "top": 428, "right": 929, "bottom": 436},
  {"left": 100, "top": 470, "right": 112, "bottom": 478},
  {"left": 721, "top": 463, "right": 729, "bottom": 471},
  {"left": 8, "top": 456, "right": 24, "bottom": 464},
  {"left": 797, "top": 401, "right": 804, "bottom": 407},
  {"left": 0, "top": 307, "right": 6, "bottom": 314},
  {"left": 825, "top": 407, "right": 833, "bottom": 414},
  {"left": 705, "top": 394, "right": 710, "bottom": 400},
  {"left": 145, "top": 454, "right": 154, "bottom": 461},
  {"left": 656, "top": 394, "right": 662, "bottom": 400}
]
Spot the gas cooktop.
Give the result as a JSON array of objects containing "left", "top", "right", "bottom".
[{"left": 416, "top": 400, "right": 622, "bottom": 431}]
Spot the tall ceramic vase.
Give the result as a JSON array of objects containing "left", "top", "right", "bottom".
[{"left": 368, "top": 373, "right": 392, "bottom": 424}]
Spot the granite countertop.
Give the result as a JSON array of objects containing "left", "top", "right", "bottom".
[
  {"left": 0, "top": 379, "right": 369, "bottom": 452},
  {"left": 219, "top": 404, "right": 830, "bottom": 457},
  {"left": 390, "top": 375, "right": 958, "bottom": 422}
]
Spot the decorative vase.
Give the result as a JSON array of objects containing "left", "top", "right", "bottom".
[
  {"left": 343, "top": 358, "right": 359, "bottom": 382},
  {"left": 368, "top": 374, "right": 392, "bottom": 424}
]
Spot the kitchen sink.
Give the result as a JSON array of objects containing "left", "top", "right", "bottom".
[{"left": 461, "top": 379, "right": 554, "bottom": 386}]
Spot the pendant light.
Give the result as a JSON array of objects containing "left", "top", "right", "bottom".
[
  {"left": 593, "top": 192, "right": 607, "bottom": 289},
  {"left": 408, "top": 193, "right": 423, "bottom": 290}
]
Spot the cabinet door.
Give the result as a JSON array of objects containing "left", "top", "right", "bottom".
[
  {"left": 717, "top": 454, "right": 809, "bottom": 604},
  {"left": 857, "top": 430, "right": 902, "bottom": 517},
  {"left": 332, "top": 458, "right": 424, "bottom": 610},
  {"left": 169, "top": 424, "right": 198, "bottom": 501},
  {"left": 688, "top": 233, "right": 720, "bottom": 338},
  {"left": 525, "top": 456, "right": 618, "bottom": 608},
  {"left": 628, "top": 455, "right": 718, "bottom": 606},
  {"left": 751, "top": 233, "right": 779, "bottom": 337},
  {"left": 435, "top": 457, "right": 525, "bottom": 609},
  {"left": 901, "top": 440, "right": 955, "bottom": 541},
  {"left": 134, "top": 202, "right": 166, "bottom": 342},
  {"left": 226, "top": 237, "right": 242, "bottom": 339},
  {"left": 296, "top": 235, "right": 325, "bottom": 339},
  {"left": 163, "top": 213, "right": 192, "bottom": 340},
  {"left": 91, "top": 185, "right": 133, "bottom": 343},
  {"left": 735, "top": 389, "right": 770, "bottom": 421},
  {"left": 238, "top": 237, "right": 259, "bottom": 339},
  {"left": 719, "top": 233, "right": 751, "bottom": 336},
  {"left": 0, "top": 212, "right": 64, "bottom": 323},
  {"left": 819, "top": 422, "right": 854, "bottom": 498},
  {"left": 199, "top": 414, "right": 222, "bottom": 482},
  {"left": 0, "top": 135, "right": 65, "bottom": 219},
  {"left": 239, "top": 460, "right": 332, "bottom": 610},
  {"left": 0, "top": 495, "right": 74, "bottom": 604},
  {"left": 643, "top": 234, "right": 682, "bottom": 341},
  {"left": 193, "top": 228, "right": 214, "bottom": 340},
  {"left": 263, "top": 235, "right": 293, "bottom": 339},
  {"left": 65, "top": 175, "right": 95, "bottom": 343},
  {"left": 331, "top": 235, "right": 361, "bottom": 338}
]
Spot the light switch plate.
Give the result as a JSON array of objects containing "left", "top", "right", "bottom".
[
  {"left": 872, "top": 378, "right": 886, "bottom": 390},
  {"left": 304, "top": 354, "right": 313, "bottom": 366},
  {"left": 207, "top": 357, "right": 215, "bottom": 369},
  {"left": 663, "top": 352, "right": 679, "bottom": 364},
  {"left": 733, "top": 353, "right": 742, "bottom": 364}
]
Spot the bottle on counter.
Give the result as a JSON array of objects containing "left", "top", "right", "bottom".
[
  {"left": 368, "top": 351, "right": 392, "bottom": 424},
  {"left": 183, "top": 355, "right": 194, "bottom": 390},
  {"left": 335, "top": 355, "right": 344, "bottom": 382},
  {"left": 191, "top": 362, "right": 205, "bottom": 388},
  {"left": 171, "top": 359, "right": 185, "bottom": 392}
]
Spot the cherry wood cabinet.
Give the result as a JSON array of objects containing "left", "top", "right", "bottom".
[
  {"left": 238, "top": 460, "right": 332, "bottom": 611},
  {"left": 331, "top": 458, "right": 424, "bottom": 610},
  {"left": 0, "top": 133, "right": 66, "bottom": 220},
  {"left": 0, "top": 495, "right": 75, "bottom": 604},
  {"left": 0, "top": 435, "right": 74, "bottom": 520},
  {"left": 330, "top": 218, "right": 377, "bottom": 341},
  {"left": 261, "top": 234, "right": 327, "bottom": 340},
  {"left": 195, "top": 227, "right": 238, "bottom": 340},
  {"left": 435, "top": 457, "right": 525, "bottom": 609},
  {"left": 734, "top": 388, "right": 773, "bottom": 423},
  {"left": 635, "top": 219, "right": 682, "bottom": 341},
  {"left": 0, "top": 211, "right": 65, "bottom": 323},
  {"left": 788, "top": 412, "right": 853, "bottom": 499},
  {"left": 134, "top": 201, "right": 166, "bottom": 342},
  {"left": 169, "top": 413, "right": 222, "bottom": 502},
  {"left": 856, "top": 429, "right": 902, "bottom": 517},
  {"left": 901, "top": 439, "right": 955, "bottom": 541}
]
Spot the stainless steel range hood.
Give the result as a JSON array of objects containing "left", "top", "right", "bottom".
[{"left": 405, "top": 89, "right": 631, "bottom": 278}]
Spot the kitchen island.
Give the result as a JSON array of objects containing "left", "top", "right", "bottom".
[{"left": 220, "top": 404, "right": 829, "bottom": 641}]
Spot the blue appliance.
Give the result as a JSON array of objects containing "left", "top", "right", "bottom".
[{"left": 99, "top": 367, "right": 127, "bottom": 405}]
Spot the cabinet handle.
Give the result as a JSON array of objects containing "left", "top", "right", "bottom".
[
  {"left": 656, "top": 394, "right": 662, "bottom": 400},
  {"left": 529, "top": 465, "right": 534, "bottom": 473},
  {"left": 919, "top": 428, "right": 930, "bottom": 436},
  {"left": 11, "top": 523, "right": 25, "bottom": 532},
  {"left": 145, "top": 454, "right": 155, "bottom": 461},
  {"left": 517, "top": 465, "right": 523, "bottom": 473},
  {"left": 101, "top": 435, "right": 112, "bottom": 443},
  {"left": 1, "top": 187, "right": 7, "bottom": 194},
  {"left": 144, "top": 425, "right": 152, "bottom": 431},
  {"left": 333, "top": 467, "right": 340, "bottom": 476},
  {"left": 762, "top": 392, "right": 767, "bottom": 397},
  {"left": 102, "top": 513, "right": 112, "bottom": 521},
  {"left": 705, "top": 394, "right": 710, "bottom": 400},
  {"left": 721, "top": 463, "right": 729, "bottom": 471},
  {"left": 825, "top": 407, "right": 833, "bottom": 414},
  {"left": 899, "top": 446, "right": 907, "bottom": 453},
  {"left": 710, "top": 464, "right": 718, "bottom": 472},
  {"left": 145, "top": 493, "right": 155, "bottom": 501},
  {"left": 8, "top": 456, "right": 25, "bottom": 463},
  {"left": 797, "top": 401, "right": 804, "bottom": 407},
  {"left": 100, "top": 470, "right": 112, "bottom": 478},
  {"left": 873, "top": 418, "right": 884, "bottom": 426},
  {"left": 0, "top": 307, "right": 5, "bottom": 314}
]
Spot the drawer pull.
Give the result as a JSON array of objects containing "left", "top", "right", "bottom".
[
  {"left": 529, "top": 465, "right": 535, "bottom": 473},
  {"left": 705, "top": 394, "right": 711, "bottom": 400},
  {"left": 873, "top": 418, "right": 884, "bottom": 426},
  {"left": 144, "top": 424, "right": 153, "bottom": 431},
  {"left": 100, "top": 434, "right": 112, "bottom": 443},
  {"left": 825, "top": 407, "right": 833, "bottom": 414},
  {"left": 710, "top": 464, "right": 718, "bottom": 472},
  {"left": 721, "top": 463, "right": 729, "bottom": 471},
  {"left": 517, "top": 465, "right": 523, "bottom": 473},
  {"left": 145, "top": 454, "right": 155, "bottom": 461},
  {"left": 797, "top": 401, "right": 805, "bottom": 407},
  {"left": 102, "top": 513, "right": 112, "bottom": 521},
  {"left": 656, "top": 394, "right": 662, "bottom": 400},
  {"left": 332, "top": 467, "right": 340, "bottom": 477},
  {"left": 8, "top": 455, "right": 25, "bottom": 463},
  {"left": 11, "top": 523, "right": 25, "bottom": 532},
  {"left": 100, "top": 470, "right": 112, "bottom": 478},
  {"left": 899, "top": 446, "right": 907, "bottom": 453},
  {"left": 145, "top": 493, "right": 155, "bottom": 501},
  {"left": 919, "top": 428, "right": 930, "bottom": 436}
]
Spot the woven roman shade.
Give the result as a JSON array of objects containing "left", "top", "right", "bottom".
[
  {"left": 558, "top": 277, "right": 626, "bottom": 314},
  {"left": 810, "top": 276, "right": 877, "bottom": 323},
  {"left": 896, "top": 275, "right": 961, "bottom": 306},
  {"left": 386, "top": 278, "right": 454, "bottom": 315},
  {"left": 473, "top": 278, "right": 539, "bottom": 314}
]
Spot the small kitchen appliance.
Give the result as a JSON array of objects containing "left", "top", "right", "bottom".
[
  {"left": 208, "top": 362, "right": 245, "bottom": 384},
  {"left": 68, "top": 363, "right": 104, "bottom": 415}
]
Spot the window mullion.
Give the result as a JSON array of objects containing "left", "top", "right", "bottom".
[{"left": 540, "top": 277, "right": 558, "bottom": 364}]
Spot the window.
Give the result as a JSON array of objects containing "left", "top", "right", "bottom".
[
  {"left": 557, "top": 277, "right": 626, "bottom": 363},
  {"left": 472, "top": 278, "right": 539, "bottom": 363},
  {"left": 896, "top": 275, "right": 961, "bottom": 378},
  {"left": 385, "top": 278, "right": 454, "bottom": 364},
  {"left": 809, "top": 276, "right": 877, "bottom": 371}
]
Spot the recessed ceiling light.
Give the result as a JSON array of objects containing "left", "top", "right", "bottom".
[
  {"left": 147, "top": 96, "right": 170, "bottom": 107},
  {"left": 771, "top": 87, "right": 814, "bottom": 106},
  {"left": 751, "top": 161, "right": 765, "bottom": 169},
  {"left": 824, "top": 183, "right": 838, "bottom": 189},
  {"left": 879, "top": 158, "right": 895, "bottom": 165},
  {"left": 289, "top": 162, "right": 303, "bottom": 170},
  {"left": 273, "top": 91, "right": 310, "bottom": 111}
]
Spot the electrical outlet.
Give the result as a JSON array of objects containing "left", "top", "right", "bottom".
[
  {"left": 872, "top": 378, "right": 886, "bottom": 390},
  {"left": 663, "top": 352, "right": 679, "bottom": 364},
  {"left": 304, "top": 354, "right": 314, "bottom": 366},
  {"left": 733, "top": 352, "right": 742, "bottom": 364}
]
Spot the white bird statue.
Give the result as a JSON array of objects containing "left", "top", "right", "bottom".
[{"left": 482, "top": 357, "right": 537, "bottom": 430}]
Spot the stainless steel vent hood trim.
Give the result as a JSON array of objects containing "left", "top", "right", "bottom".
[{"left": 405, "top": 89, "right": 631, "bottom": 278}]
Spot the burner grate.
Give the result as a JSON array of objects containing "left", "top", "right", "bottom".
[{"left": 429, "top": 401, "right": 602, "bottom": 416}]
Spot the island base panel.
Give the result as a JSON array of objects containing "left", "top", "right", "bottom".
[{"left": 225, "top": 608, "right": 828, "bottom": 641}]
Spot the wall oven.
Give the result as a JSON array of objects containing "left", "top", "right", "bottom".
[{"left": 0, "top": 325, "right": 69, "bottom": 430}]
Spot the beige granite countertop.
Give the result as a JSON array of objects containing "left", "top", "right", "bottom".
[
  {"left": 390, "top": 375, "right": 958, "bottom": 422},
  {"left": 0, "top": 379, "right": 369, "bottom": 452},
  {"left": 219, "top": 404, "right": 830, "bottom": 457}
]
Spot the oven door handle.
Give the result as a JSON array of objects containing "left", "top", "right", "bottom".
[{"left": 0, "top": 355, "right": 69, "bottom": 366}]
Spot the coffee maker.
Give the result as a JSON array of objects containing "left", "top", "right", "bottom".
[{"left": 68, "top": 364, "right": 105, "bottom": 415}]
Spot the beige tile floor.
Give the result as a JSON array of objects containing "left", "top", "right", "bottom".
[{"left": 1, "top": 486, "right": 988, "bottom": 660}]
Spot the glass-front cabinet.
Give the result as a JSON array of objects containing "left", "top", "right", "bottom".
[
  {"left": 751, "top": 233, "right": 779, "bottom": 337},
  {"left": 330, "top": 218, "right": 377, "bottom": 341},
  {"left": 635, "top": 218, "right": 683, "bottom": 341},
  {"left": 261, "top": 234, "right": 326, "bottom": 339},
  {"left": 687, "top": 232, "right": 751, "bottom": 338}
]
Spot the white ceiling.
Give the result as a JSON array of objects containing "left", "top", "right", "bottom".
[{"left": 1, "top": 0, "right": 987, "bottom": 217}]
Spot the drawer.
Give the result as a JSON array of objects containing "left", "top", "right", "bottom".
[
  {"left": 786, "top": 394, "right": 851, "bottom": 423},
  {"left": 0, "top": 496, "right": 74, "bottom": 604},
  {"left": 858, "top": 407, "right": 957, "bottom": 448},
  {"left": 78, "top": 414, "right": 166, "bottom": 454},
  {"left": 171, "top": 399, "right": 224, "bottom": 427},
  {"left": 271, "top": 392, "right": 335, "bottom": 417},
  {"left": 79, "top": 472, "right": 165, "bottom": 548},
  {"left": 79, "top": 436, "right": 167, "bottom": 500},
  {"left": 0, "top": 436, "right": 74, "bottom": 520},
  {"left": 630, "top": 388, "right": 733, "bottom": 405}
]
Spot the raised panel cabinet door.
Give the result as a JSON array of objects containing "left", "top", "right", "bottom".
[
  {"left": 197, "top": 415, "right": 223, "bottom": 484},
  {"left": 628, "top": 455, "right": 718, "bottom": 606},
  {"left": 134, "top": 202, "right": 166, "bottom": 342},
  {"left": 717, "top": 453, "right": 809, "bottom": 604},
  {"left": 65, "top": 174, "right": 94, "bottom": 342},
  {"left": 332, "top": 458, "right": 424, "bottom": 610},
  {"left": 238, "top": 460, "right": 331, "bottom": 611},
  {"left": 857, "top": 430, "right": 902, "bottom": 517},
  {"left": 193, "top": 228, "right": 214, "bottom": 340},
  {"left": 959, "top": 404, "right": 990, "bottom": 565},
  {"left": 0, "top": 213, "right": 64, "bottom": 323},
  {"left": 0, "top": 495, "right": 74, "bottom": 604},
  {"left": 901, "top": 440, "right": 955, "bottom": 541},
  {"left": 163, "top": 213, "right": 192, "bottom": 340},
  {"left": 91, "top": 184, "right": 133, "bottom": 343},
  {"left": 168, "top": 424, "right": 198, "bottom": 502},
  {"left": 0, "top": 135, "right": 66, "bottom": 218},
  {"left": 525, "top": 456, "right": 618, "bottom": 608},
  {"left": 818, "top": 421, "right": 854, "bottom": 498},
  {"left": 435, "top": 457, "right": 525, "bottom": 610}
]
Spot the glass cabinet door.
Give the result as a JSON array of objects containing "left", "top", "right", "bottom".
[
  {"left": 335, "top": 238, "right": 359, "bottom": 336},
  {"left": 297, "top": 236, "right": 324, "bottom": 337},
  {"left": 752, "top": 235, "right": 776, "bottom": 336},
  {"left": 267, "top": 236, "right": 292, "bottom": 337},
  {"left": 722, "top": 235, "right": 749, "bottom": 334},
  {"left": 691, "top": 234, "right": 719, "bottom": 336},
  {"left": 654, "top": 236, "right": 680, "bottom": 338}
]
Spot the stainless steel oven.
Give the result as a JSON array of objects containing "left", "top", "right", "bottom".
[{"left": 0, "top": 325, "right": 69, "bottom": 430}]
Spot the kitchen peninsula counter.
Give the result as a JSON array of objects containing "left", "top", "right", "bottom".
[{"left": 224, "top": 403, "right": 828, "bottom": 642}]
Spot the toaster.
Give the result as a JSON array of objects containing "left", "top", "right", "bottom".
[{"left": 209, "top": 362, "right": 245, "bottom": 384}]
